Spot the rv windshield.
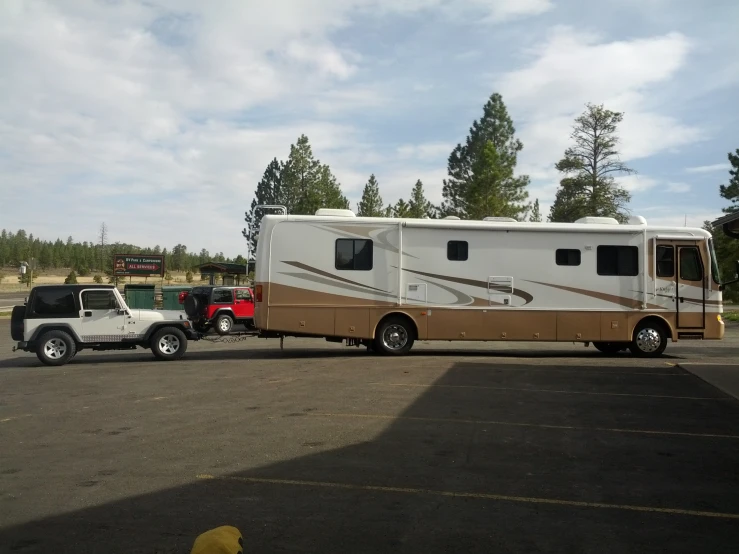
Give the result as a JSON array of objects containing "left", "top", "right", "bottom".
[{"left": 709, "top": 238, "right": 721, "bottom": 284}]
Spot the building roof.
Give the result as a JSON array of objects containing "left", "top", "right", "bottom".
[{"left": 198, "top": 262, "right": 254, "bottom": 275}]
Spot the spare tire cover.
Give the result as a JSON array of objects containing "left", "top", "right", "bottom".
[
  {"left": 183, "top": 295, "right": 201, "bottom": 317},
  {"left": 11, "top": 306, "right": 26, "bottom": 342}
]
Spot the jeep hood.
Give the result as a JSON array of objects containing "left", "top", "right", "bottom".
[{"left": 131, "top": 309, "right": 189, "bottom": 322}]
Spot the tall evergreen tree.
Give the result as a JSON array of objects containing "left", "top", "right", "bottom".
[
  {"left": 357, "top": 174, "right": 385, "bottom": 217},
  {"left": 529, "top": 198, "right": 542, "bottom": 222},
  {"left": 407, "top": 180, "right": 436, "bottom": 218},
  {"left": 315, "top": 164, "right": 350, "bottom": 210},
  {"left": 549, "top": 103, "right": 633, "bottom": 223},
  {"left": 393, "top": 198, "right": 410, "bottom": 218},
  {"left": 719, "top": 148, "right": 739, "bottom": 214},
  {"left": 441, "top": 92, "right": 530, "bottom": 219},
  {"left": 245, "top": 158, "right": 283, "bottom": 255},
  {"left": 281, "top": 134, "right": 322, "bottom": 215}
]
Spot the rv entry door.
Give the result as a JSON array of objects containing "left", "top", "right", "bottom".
[{"left": 655, "top": 240, "right": 705, "bottom": 329}]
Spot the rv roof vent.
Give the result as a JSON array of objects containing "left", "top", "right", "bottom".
[
  {"left": 483, "top": 216, "right": 517, "bottom": 222},
  {"left": 574, "top": 216, "right": 620, "bottom": 225},
  {"left": 443, "top": 215, "right": 461, "bottom": 220},
  {"left": 628, "top": 215, "right": 647, "bottom": 225},
  {"left": 315, "top": 208, "right": 356, "bottom": 217}
]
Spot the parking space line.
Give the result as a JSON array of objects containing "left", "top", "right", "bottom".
[
  {"left": 0, "top": 414, "right": 32, "bottom": 423},
  {"left": 371, "top": 383, "right": 725, "bottom": 401},
  {"left": 308, "top": 412, "right": 739, "bottom": 440},
  {"left": 196, "top": 474, "right": 739, "bottom": 520}
]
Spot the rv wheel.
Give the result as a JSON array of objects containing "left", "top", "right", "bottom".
[
  {"left": 629, "top": 321, "right": 667, "bottom": 358},
  {"left": 374, "top": 316, "right": 415, "bottom": 356}
]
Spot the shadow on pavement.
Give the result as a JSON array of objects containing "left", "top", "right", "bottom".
[{"left": 2, "top": 361, "right": 739, "bottom": 553}]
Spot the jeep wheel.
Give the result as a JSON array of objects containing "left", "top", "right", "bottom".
[
  {"left": 151, "top": 327, "right": 188, "bottom": 361},
  {"left": 36, "top": 330, "right": 77, "bottom": 367},
  {"left": 214, "top": 314, "right": 234, "bottom": 335}
]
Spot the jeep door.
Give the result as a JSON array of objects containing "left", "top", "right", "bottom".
[
  {"left": 233, "top": 288, "right": 254, "bottom": 319},
  {"left": 79, "top": 289, "right": 127, "bottom": 341}
]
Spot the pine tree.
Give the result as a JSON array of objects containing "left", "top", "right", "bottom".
[
  {"left": 719, "top": 148, "right": 739, "bottom": 214},
  {"left": 357, "top": 174, "right": 385, "bottom": 217},
  {"left": 393, "top": 198, "right": 410, "bottom": 218},
  {"left": 549, "top": 103, "right": 633, "bottom": 223},
  {"left": 529, "top": 198, "right": 542, "bottom": 222},
  {"left": 441, "top": 92, "right": 530, "bottom": 219},
  {"left": 407, "top": 180, "right": 435, "bottom": 218},
  {"left": 316, "top": 164, "right": 350, "bottom": 210},
  {"left": 244, "top": 158, "right": 283, "bottom": 255},
  {"left": 281, "top": 135, "right": 322, "bottom": 214}
]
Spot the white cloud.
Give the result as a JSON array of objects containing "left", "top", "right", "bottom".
[
  {"left": 615, "top": 175, "right": 660, "bottom": 193},
  {"left": 396, "top": 142, "right": 455, "bottom": 161},
  {"left": 685, "top": 163, "right": 731, "bottom": 174},
  {"left": 665, "top": 182, "right": 691, "bottom": 193}
]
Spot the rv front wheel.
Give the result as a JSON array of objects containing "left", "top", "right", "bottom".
[
  {"left": 374, "top": 316, "right": 415, "bottom": 356},
  {"left": 629, "top": 321, "right": 667, "bottom": 358}
]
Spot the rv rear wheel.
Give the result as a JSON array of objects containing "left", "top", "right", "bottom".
[
  {"left": 629, "top": 321, "right": 668, "bottom": 358},
  {"left": 374, "top": 316, "right": 415, "bottom": 356},
  {"left": 593, "top": 342, "right": 627, "bottom": 355}
]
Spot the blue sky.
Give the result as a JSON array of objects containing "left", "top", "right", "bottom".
[{"left": 1, "top": 0, "right": 738, "bottom": 257}]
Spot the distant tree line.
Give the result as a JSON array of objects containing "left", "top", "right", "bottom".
[{"left": 0, "top": 230, "right": 246, "bottom": 275}]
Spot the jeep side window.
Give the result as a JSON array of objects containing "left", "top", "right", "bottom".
[
  {"left": 235, "top": 289, "right": 251, "bottom": 301},
  {"left": 213, "top": 289, "right": 233, "bottom": 304},
  {"left": 33, "top": 289, "right": 77, "bottom": 316},
  {"left": 82, "top": 290, "right": 119, "bottom": 310}
]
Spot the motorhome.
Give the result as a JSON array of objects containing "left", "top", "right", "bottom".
[{"left": 253, "top": 208, "right": 725, "bottom": 357}]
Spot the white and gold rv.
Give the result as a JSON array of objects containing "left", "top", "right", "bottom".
[{"left": 253, "top": 208, "right": 727, "bottom": 357}]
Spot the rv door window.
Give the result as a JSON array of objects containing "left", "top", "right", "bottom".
[
  {"left": 335, "top": 239, "right": 373, "bottom": 271},
  {"left": 679, "top": 247, "right": 703, "bottom": 282},
  {"left": 447, "top": 241, "right": 468, "bottom": 261},
  {"left": 656, "top": 246, "right": 674, "bottom": 277},
  {"left": 597, "top": 245, "right": 639, "bottom": 276},
  {"left": 555, "top": 249, "right": 581, "bottom": 266}
]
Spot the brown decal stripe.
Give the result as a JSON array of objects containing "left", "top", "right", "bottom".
[
  {"left": 281, "top": 261, "right": 389, "bottom": 294},
  {"left": 527, "top": 281, "right": 663, "bottom": 310},
  {"left": 279, "top": 272, "right": 398, "bottom": 301},
  {"left": 403, "top": 268, "right": 533, "bottom": 305}
]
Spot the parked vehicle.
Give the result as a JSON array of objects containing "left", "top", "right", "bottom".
[
  {"left": 252, "top": 208, "right": 729, "bottom": 357},
  {"left": 11, "top": 284, "right": 198, "bottom": 366},
  {"left": 182, "top": 286, "right": 255, "bottom": 335}
]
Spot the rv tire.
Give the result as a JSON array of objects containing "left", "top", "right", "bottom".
[
  {"left": 374, "top": 316, "right": 414, "bottom": 356},
  {"left": 629, "top": 320, "right": 668, "bottom": 358}
]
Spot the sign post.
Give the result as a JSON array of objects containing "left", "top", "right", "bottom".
[{"left": 113, "top": 255, "right": 165, "bottom": 278}]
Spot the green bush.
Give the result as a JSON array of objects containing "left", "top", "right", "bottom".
[
  {"left": 64, "top": 271, "right": 78, "bottom": 284},
  {"left": 93, "top": 275, "right": 103, "bottom": 284},
  {"left": 76, "top": 266, "right": 90, "bottom": 277},
  {"left": 185, "top": 271, "right": 193, "bottom": 283}
]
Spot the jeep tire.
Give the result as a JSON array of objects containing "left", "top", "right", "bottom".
[
  {"left": 36, "top": 330, "right": 77, "bottom": 367},
  {"left": 151, "top": 327, "right": 188, "bottom": 361},
  {"left": 214, "top": 313, "right": 234, "bottom": 335}
]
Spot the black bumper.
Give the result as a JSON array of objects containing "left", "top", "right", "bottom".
[{"left": 13, "top": 341, "right": 32, "bottom": 352}]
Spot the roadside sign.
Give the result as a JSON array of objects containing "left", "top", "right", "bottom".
[{"left": 113, "top": 254, "right": 165, "bottom": 277}]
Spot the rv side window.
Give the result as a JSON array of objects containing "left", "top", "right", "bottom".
[
  {"left": 335, "top": 239, "right": 373, "bottom": 271},
  {"left": 447, "top": 241, "right": 468, "bottom": 261},
  {"left": 555, "top": 249, "right": 581, "bottom": 266},
  {"left": 597, "top": 245, "right": 638, "bottom": 276},
  {"left": 656, "top": 246, "right": 674, "bottom": 277}
]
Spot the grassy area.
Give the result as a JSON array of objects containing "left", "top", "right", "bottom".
[{"left": 724, "top": 311, "right": 739, "bottom": 322}]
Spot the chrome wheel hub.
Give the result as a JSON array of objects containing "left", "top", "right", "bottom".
[
  {"left": 636, "top": 328, "right": 661, "bottom": 353},
  {"left": 382, "top": 325, "right": 408, "bottom": 350},
  {"left": 219, "top": 318, "right": 231, "bottom": 332},
  {"left": 44, "top": 339, "right": 67, "bottom": 359},
  {"left": 158, "top": 334, "right": 180, "bottom": 355}
]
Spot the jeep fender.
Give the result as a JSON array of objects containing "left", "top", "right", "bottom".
[
  {"left": 30, "top": 324, "right": 84, "bottom": 344},
  {"left": 142, "top": 322, "right": 192, "bottom": 342},
  {"left": 212, "top": 309, "right": 235, "bottom": 321}
]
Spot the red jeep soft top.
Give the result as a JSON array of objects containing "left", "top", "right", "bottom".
[{"left": 181, "top": 286, "right": 255, "bottom": 335}]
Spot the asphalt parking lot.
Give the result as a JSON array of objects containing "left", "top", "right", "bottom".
[{"left": 2, "top": 321, "right": 739, "bottom": 553}]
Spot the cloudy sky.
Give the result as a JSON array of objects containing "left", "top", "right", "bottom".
[{"left": 1, "top": 0, "right": 738, "bottom": 257}]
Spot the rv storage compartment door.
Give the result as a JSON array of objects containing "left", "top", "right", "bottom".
[
  {"left": 406, "top": 283, "right": 427, "bottom": 304},
  {"left": 488, "top": 276, "right": 513, "bottom": 307}
]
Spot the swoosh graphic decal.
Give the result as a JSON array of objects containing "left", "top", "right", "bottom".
[
  {"left": 527, "top": 281, "right": 663, "bottom": 310},
  {"left": 317, "top": 224, "right": 419, "bottom": 259},
  {"left": 278, "top": 272, "right": 397, "bottom": 301},
  {"left": 282, "top": 261, "right": 389, "bottom": 294},
  {"left": 402, "top": 268, "right": 533, "bottom": 305}
]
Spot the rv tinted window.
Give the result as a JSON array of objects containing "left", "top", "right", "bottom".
[
  {"left": 680, "top": 247, "right": 703, "bottom": 282},
  {"left": 213, "top": 289, "right": 233, "bottom": 303},
  {"left": 447, "top": 241, "right": 468, "bottom": 261},
  {"left": 33, "top": 289, "right": 77, "bottom": 316},
  {"left": 555, "top": 249, "right": 581, "bottom": 266},
  {"left": 597, "top": 245, "right": 638, "bottom": 276},
  {"left": 656, "top": 246, "right": 674, "bottom": 277},
  {"left": 335, "top": 239, "right": 373, "bottom": 271}
]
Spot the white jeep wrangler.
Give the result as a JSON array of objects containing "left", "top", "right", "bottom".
[{"left": 10, "top": 284, "right": 198, "bottom": 366}]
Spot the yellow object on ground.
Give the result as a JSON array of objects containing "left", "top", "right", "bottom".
[{"left": 190, "top": 526, "right": 244, "bottom": 554}]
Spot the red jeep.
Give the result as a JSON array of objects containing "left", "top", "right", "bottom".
[{"left": 181, "top": 286, "right": 255, "bottom": 335}]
